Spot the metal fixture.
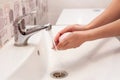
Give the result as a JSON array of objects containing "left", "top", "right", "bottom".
[
  {"left": 13, "top": 11, "right": 52, "bottom": 46},
  {"left": 50, "top": 70, "right": 68, "bottom": 79}
]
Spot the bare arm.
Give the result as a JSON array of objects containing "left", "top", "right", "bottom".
[
  {"left": 54, "top": 0, "right": 120, "bottom": 50},
  {"left": 85, "top": 19, "right": 120, "bottom": 41},
  {"left": 56, "top": 19, "right": 120, "bottom": 50},
  {"left": 85, "top": 0, "right": 120, "bottom": 29}
]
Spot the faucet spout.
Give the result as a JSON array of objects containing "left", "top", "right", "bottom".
[
  {"left": 25, "top": 24, "right": 52, "bottom": 35},
  {"left": 13, "top": 15, "right": 52, "bottom": 46}
]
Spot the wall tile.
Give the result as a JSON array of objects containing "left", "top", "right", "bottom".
[
  {"left": 0, "top": 8, "right": 4, "bottom": 30},
  {"left": 0, "top": 8, "right": 4, "bottom": 47},
  {"left": 0, "top": 0, "right": 48, "bottom": 48}
]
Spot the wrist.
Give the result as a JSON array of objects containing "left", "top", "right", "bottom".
[
  {"left": 82, "top": 30, "right": 96, "bottom": 41},
  {"left": 84, "top": 21, "right": 101, "bottom": 30},
  {"left": 75, "top": 30, "right": 94, "bottom": 42},
  {"left": 84, "top": 24, "right": 95, "bottom": 30}
]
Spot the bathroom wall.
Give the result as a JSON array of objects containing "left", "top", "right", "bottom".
[
  {"left": 0, "top": 0, "right": 48, "bottom": 47},
  {"left": 48, "top": 0, "right": 112, "bottom": 24}
]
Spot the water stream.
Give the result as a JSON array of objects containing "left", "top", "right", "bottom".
[
  {"left": 47, "top": 30, "right": 65, "bottom": 69},
  {"left": 47, "top": 30, "right": 69, "bottom": 78}
]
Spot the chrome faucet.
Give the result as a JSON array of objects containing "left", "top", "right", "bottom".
[{"left": 13, "top": 11, "right": 52, "bottom": 46}]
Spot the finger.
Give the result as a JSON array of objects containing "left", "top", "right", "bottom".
[
  {"left": 60, "top": 25, "right": 75, "bottom": 33},
  {"left": 58, "top": 44, "right": 70, "bottom": 50},
  {"left": 57, "top": 40, "right": 69, "bottom": 50},
  {"left": 61, "top": 43, "right": 76, "bottom": 50},
  {"left": 54, "top": 32, "right": 61, "bottom": 45},
  {"left": 54, "top": 25, "right": 73, "bottom": 44}
]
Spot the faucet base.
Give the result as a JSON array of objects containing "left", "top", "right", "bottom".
[{"left": 14, "top": 43, "right": 28, "bottom": 47}]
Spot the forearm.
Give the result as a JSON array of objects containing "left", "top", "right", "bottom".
[
  {"left": 85, "top": 0, "right": 120, "bottom": 30},
  {"left": 86, "top": 19, "right": 120, "bottom": 41}
]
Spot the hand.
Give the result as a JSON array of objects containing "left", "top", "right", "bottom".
[
  {"left": 56, "top": 31, "right": 88, "bottom": 50},
  {"left": 54, "top": 24, "right": 87, "bottom": 46}
]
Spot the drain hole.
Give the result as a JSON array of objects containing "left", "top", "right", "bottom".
[{"left": 50, "top": 71, "right": 68, "bottom": 79}]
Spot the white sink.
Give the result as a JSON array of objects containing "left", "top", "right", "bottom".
[
  {"left": 40, "top": 26, "right": 120, "bottom": 80},
  {"left": 2, "top": 25, "right": 120, "bottom": 80},
  {"left": 0, "top": 31, "right": 48, "bottom": 80},
  {"left": 1, "top": 9, "right": 120, "bottom": 80}
]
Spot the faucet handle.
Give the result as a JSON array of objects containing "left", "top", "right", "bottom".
[
  {"left": 13, "top": 10, "right": 38, "bottom": 35},
  {"left": 13, "top": 10, "right": 37, "bottom": 27}
]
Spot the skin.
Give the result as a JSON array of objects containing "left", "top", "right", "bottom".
[{"left": 54, "top": 0, "right": 120, "bottom": 50}]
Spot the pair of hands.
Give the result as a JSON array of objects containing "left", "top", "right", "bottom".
[{"left": 53, "top": 24, "right": 89, "bottom": 50}]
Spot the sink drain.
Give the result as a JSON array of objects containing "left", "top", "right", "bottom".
[{"left": 50, "top": 71, "right": 68, "bottom": 79}]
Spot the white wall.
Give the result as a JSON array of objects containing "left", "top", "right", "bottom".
[{"left": 48, "top": 0, "right": 111, "bottom": 24}]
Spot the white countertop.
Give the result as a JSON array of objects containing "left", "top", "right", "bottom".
[
  {"left": 56, "top": 9, "right": 104, "bottom": 25},
  {"left": 0, "top": 31, "right": 43, "bottom": 80}
]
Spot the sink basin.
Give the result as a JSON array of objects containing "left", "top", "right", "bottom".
[
  {"left": 42, "top": 26, "right": 120, "bottom": 80},
  {"left": 5, "top": 31, "right": 48, "bottom": 80},
  {"left": 6, "top": 25, "right": 120, "bottom": 80}
]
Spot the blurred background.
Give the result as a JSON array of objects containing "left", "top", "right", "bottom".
[{"left": 48, "top": 0, "right": 111, "bottom": 24}]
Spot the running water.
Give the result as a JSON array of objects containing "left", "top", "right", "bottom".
[
  {"left": 47, "top": 30, "right": 59, "bottom": 52},
  {"left": 47, "top": 30, "right": 65, "bottom": 71},
  {"left": 47, "top": 29, "right": 69, "bottom": 79}
]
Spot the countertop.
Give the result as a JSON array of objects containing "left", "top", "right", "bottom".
[
  {"left": 56, "top": 9, "right": 104, "bottom": 25},
  {"left": 0, "top": 31, "right": 43, "bottom": 80}
]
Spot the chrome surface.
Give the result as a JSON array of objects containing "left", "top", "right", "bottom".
[{"left": 13, "top": 11, "right": 52, "bottom": 46}]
